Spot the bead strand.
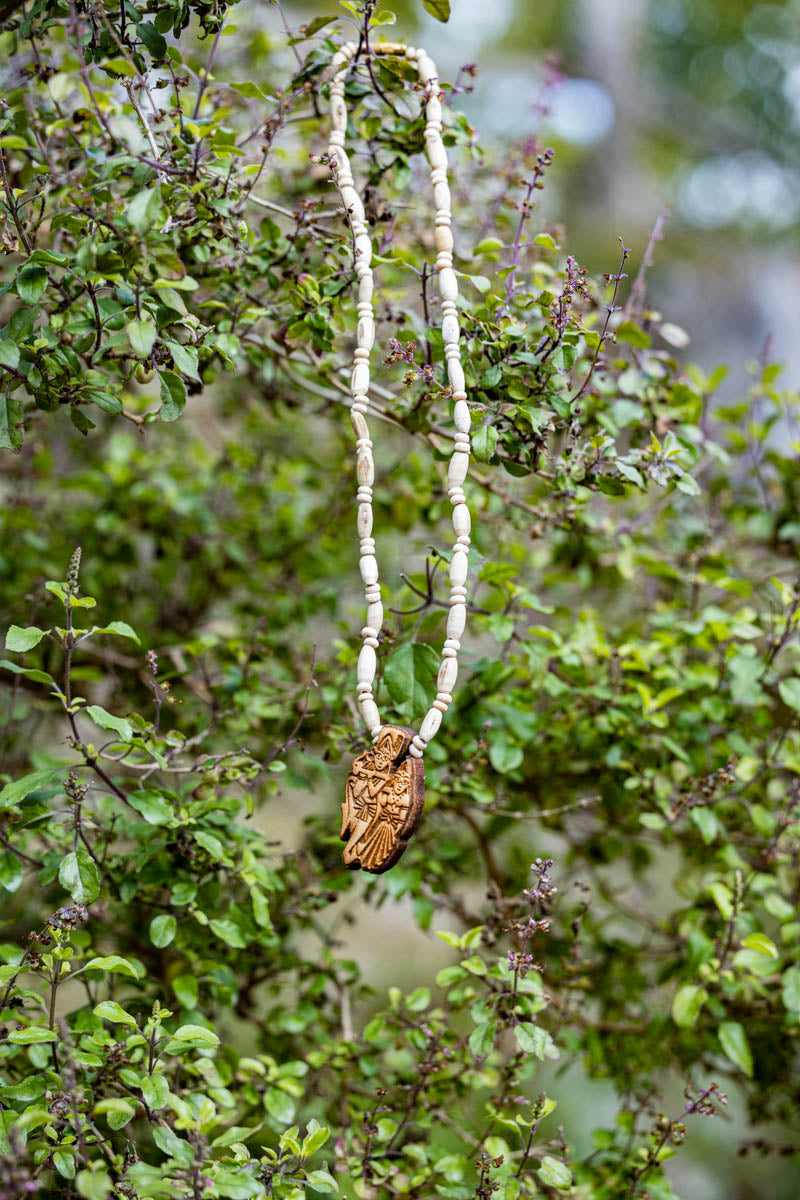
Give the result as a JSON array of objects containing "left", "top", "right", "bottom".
[{"left": 329, "top": 41, "right": 472, "bottom": 757}]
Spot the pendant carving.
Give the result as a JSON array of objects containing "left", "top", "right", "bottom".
[{"left": 341, "top": 725, "right": 425, "bottom": 874}]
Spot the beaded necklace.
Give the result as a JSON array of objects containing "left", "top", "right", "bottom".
[{"left": 329, "top": 41, "right": 472, "bottom": 874}]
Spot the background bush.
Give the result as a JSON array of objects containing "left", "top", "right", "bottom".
[{"left": 1, "top": 2, "right": 799, "bottom": 1198}]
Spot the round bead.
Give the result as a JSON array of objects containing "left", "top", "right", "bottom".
[
  {"left": 359, "top": 536, "right": 376, "bottom": 555},
  {"left": 435, "top": 691, "right": 452, "bottom": 706},
  {"left": 448, "top": 487, "right": 466, "bottom": 504},
  {"left": 356, "top": 485, "right": 373, "bottom": 502},
  {"left": 432, "top": 697, "right": 449, "bottom": 712},
  {"left": 408, "top": 743, "right": 424, "bottom": 758}
]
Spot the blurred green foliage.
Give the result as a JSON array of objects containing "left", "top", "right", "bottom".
[{"left": 1, "top": 2, "right": 799, "bottom": 1198}]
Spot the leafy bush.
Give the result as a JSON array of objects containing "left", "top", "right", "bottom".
[{"left": 1, "top": 3, "right": 799, "bottom": 1198}]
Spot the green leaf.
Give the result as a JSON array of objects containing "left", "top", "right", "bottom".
[
  {"left": 169, "top": 1023, "right": 220, "bottom": 1047},
  {"left": 84, "top": 955, "right": 139, "bottom": 978},
  {"left": 305, "top": 1171, "right": 338, "bottom": 1194},
  {"left": 302, "top": 1119, "right": 330, "bottom": 1157},
  {"left": 126, "top": 185, "right": 162, "bottom": 233},
  {"left": 781, "top": 965, "right": 800, "bottom": 1012},
  {"left": 0, "top": 340, "right": 20, "bottom": 370},
  {"left": 537, "top": 1157, "right": 572, "bottom": 1191},
  {"left": 7, "top": 1025, "right": 59, "bottom": 1043},
  {"left": 87, "top": 621, "right": 140, "bottom": 644},
  {"left": 150, "top": 913, "right": 177, "bottom": 947},
  {"left": 59, "top": 849, "right": 101, "bottom": 904},
  {"left": 94, "top": 1000, "right": 137, "bottom": 1026},
  {"left": 126, "top": 318, "right": 157, "bottom": 357},
  {"left": 158, "top": 369, "right": 186, "bottom": 422},
  {"left": 472, "top": 424, "right": 498, "bottom": 463},
  {"left": 103, "top": 57, "right": 136, "bottom": 77},
  {"left": 0, "top": 765, "right": 67, "bottom": 808},
  {"left": 129, "top": 790, "right": 173, "bottom": 825},
  {"left": 53, "top": 1150, "right": 76, "bottom": 1179},
  {"left": 515, "top": 1023, "right": 559, "bottom": 1060},
  {"left": 718, "top": 1021, "right": 753, "bottom": 1077},
  {"left": 140, "top": 1073, "right": 170, "bottom": 1109},
  {"left": 209, "top": 918, "right": 247, "bottom": 948},
  {"left": 0, "top": 659, "right": 54, "bottom": 685},
  {"left": 5, "top": 625, "right": 46, "bottom": 652},
  {"left": 671, "top": 983, "right": 707, "bottom": 1028},
  {"left": 172, "top": 974, "right": 198, "bottom": 1009},
  {"left": 778, "top": 677, "right": 800, "bottom": 712},
  {"left": 136, "top": 21, "right": 167, "bottom": 59},
  {"left": 421, "top": 0, "right": 451, "bottom": 20},
  {"left": 383, "top": 642, "right": 439, "bottom": 722},
  {"left": 165, "top": 340, "right": 200, "bottom": 381},
  {"left": 16, "top": 264, "right": 48, "bottom": 304},
  {"left": 742, "top": 932, "right": 778, "bottom": 958},
  {"left": 84, "top": 705, "right": 133, "bottom": 744},
  {"left": 468, "top": 1019, "right": 496, "bottom": 1058},
  {"left": 264, "top": 1087, "right": 296, "bottom": 1124},
  {"left": 0, "top": 850, "right": 24, "bottom": 893}
]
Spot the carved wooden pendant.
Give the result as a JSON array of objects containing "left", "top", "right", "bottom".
[{"left": 341, "top": 725, "right": 425, "bottom": 874}]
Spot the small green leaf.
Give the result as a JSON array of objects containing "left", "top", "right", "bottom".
[
  {"left": 718, "top": 1021, "right": 753, "bottom": 1077},
  {"left": 0, "top": 765, "right": 68, "bottom": 808},
  {"left": 59, "top": 849, "right": 101, "bottom": 904},
  {"left": 742, "top": 932, "right": 778, "bottom": 958},
  {"left": 169, "top": 1023, "right": 219, "bottom": 1046},
  {"left": 671, "top": 983, "right": 708, "bottom": 1028},
  {"left": 778, "top": 678, "right": 800, "bottom": 712},
  {"left": 172, "top": 974, "right": 198, "bottom": 1009},
  {"left": 140, "top": 1073, "right": 170, "bottom": 1109},
  {"left": 383, "top": 642, "right": 439, "bottom": 722},
  {"left": 129, "top": 790, "right": 173, "bottom": 825},
  {"left": 126, "top": 318, "right": 157, "bottom": 357},
  {"left": 94, "top": 1000, "right": 137, "bottom": 1026},
  {"left": 421, "top": 0, "right": 450, "bottom": 20},
  {"left": 0, "top": 850, "right": 24, "bottom": 893},
  {"left": 264, "top": 1087, "right": 296, "bottom": 1124},
  {"left": 468, "top": 1019, "right": 496, "bottom": 1058},
  {"left": 158, "top": 369, "right": 186, "bottom": 422},
  {"left": 5, "top": 625, "right": 46, "bottom": 652},
  {"left": 781, "top": 965, "right": 800, "bottom": 1012},
  {"left": 472, "top": 424, "right": 497, "bottom": 463},
  {"left": 84, "top": 955, "right": 139, "bottom": 978},
  {"left": 537, "top": 1157, "right": 572, "bottom": 1191},
  {"left": 7, "top": 1025, "right": 59, "bottom": 1043},
  {"left": 150, "top": 913, "right": 177, "bottom": 947},
  {"left": 305, "top": 1171, "right": 338, "bottom": 1194},
  {"left": 17, "top": 264, "right": 48, "bottom": 304},
  {"left": 515, "top": 1023, "right": 559, "bottom": 1060},
  {"left": 165, "top": 340, "right": 200, "bottom": 381},
  {"left": 84, "top": 705, "right": 133, "bottom": 744}
]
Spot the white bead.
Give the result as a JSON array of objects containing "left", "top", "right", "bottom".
[
  {"left": 361, "top": 625, "right": 379, "bottom": 639},
  {"left": 438, "top": 657, "right": 458, "bottom": 693},
  {"left": 357, "top": 452, "right": 374, "bottom": 486},
  {"left": 333, "top": 149, "right": 351, "bottom": 177},
  {"left": 357, "top": 644, "right": 377, "bottom": 687},
  {"left": 454, "top": 430, "right": 470, "bottom": 447},
  {"left": 328, "top": 130, "right": 345, "bottom": 148},
  {"left": 448, "top": 450, "right": 469, "bottom": 487},
  {"left": 350, "top": 410, "right": 368, "bottom": 438},
  {"left": 359, "top": 275, "right": 374, "bottom": 304},
  {"left": 408, "top": 744, "right": 424, "bottom": 758},
  {"left": 441, "top": 645, "right": 457, "bottom": 658},
  {"left": 359, "top": 536, "right": 375, "bottom": 555},
  {"left": 450, "top": 554, "right": 468, "bottom": 587},
  {"left": 446, "top": 605, "right": 466, "bottom": 640},
  {"left": 438, "top": 268, "right": 458, "bottom": 302},
  {"left": 442, "top": 314, "right": 459, "bottom": 345},
  {"left": 365, "top": 584, "right": 381, "bottom": 602},
  {"left": 356, "top": 486, "right": 372, "bottom": 502},
  {"left": 435, "top": 691, "right": 452, "bottom": 707},
  {"left": 367, "top": 601, "right": 383, "bottom": 630},
  {"left": 453, "top": 399, "right": 470, "bottom": 432},
  {"left": 448, "top": 487, "right": 466, "bottom": 504},
  {"left": 355, "top": 233, "right": 372, "bottom": 265},
  {"left": 360, "top": 697, "right": 380, "bottom": 733},
  {"left": 357, "top": 316, "right": 375, "bottom": 349},
  {"left": 351, "top": 362, "right": 370, "bottom": 395},
  {"left": 417, "top": 55, "right": 437, "bottom": 83},
  {"left": 450, "top": 586, "right": 467, "bottom": 599},
  {"left": 433, "top": 181, "right": 450, "bottom": 211},
  {"left": 435, "top": 225, "right": 454, "bottom": 254},
  {"left": 357, "top": 504, "right": 373, "bottom": 537},
  {"left": 446, "top": 360, "right": 465, "bottom": 393},
  {"left": 419, "top": 708, "right": 443, "bottom": 742},
  {"left": 426, "top": 97, "right": 442, "bottom": 123},
  {"left": 331, "top": 94, "right": 347, "bottom": 132},
  {"left": 359, "top": 555, "right": 378, "bottom": 586},
  {"left": 405, "top": 45, "right": 418, "bottom": 60},
  {"left": 432, "top": 698, "right": 449, "bottom": 712},
  {"left": 452, "top": 503, "right": 471, "bottom": 536},
  {"left": 426, "top": 140, "right": 447, "bottom": 171}
]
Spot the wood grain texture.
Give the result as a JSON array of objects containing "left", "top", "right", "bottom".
[{"left": 341, "top": 726, "right": 425, "bottom": 874}]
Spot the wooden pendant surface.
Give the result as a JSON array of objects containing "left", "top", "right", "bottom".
[{"left": 341, "top": 725, "right": 425, "bottom": 874}]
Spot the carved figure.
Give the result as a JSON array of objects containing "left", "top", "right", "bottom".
[{"left": 341, "top": 725, "right": 425, "bottom": 873}]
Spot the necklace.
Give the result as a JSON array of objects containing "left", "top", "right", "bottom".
[{"left": 327, "top": 40, "right": 472, "bottom": 874}]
